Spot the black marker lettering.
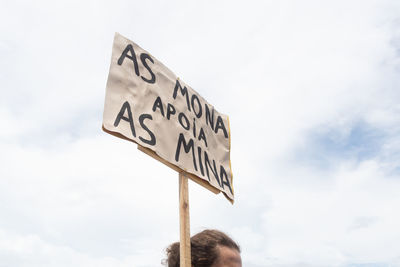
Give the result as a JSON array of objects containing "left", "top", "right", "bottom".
[
  {"left": 173, "top": 80, "right": 190, "bottom": 111},
  {"left": 175, "top": 133, "right": 197, "bottom": 171},
  {"left": 166, "top": 103, "right": 176, "bottom": 120},
  {"left": 140, "top": 53, "right": 156, "bottom": 84},
  {"left": 197, "top": 146, "right": 204, "bottom": 176},
  {"left": 117, "top": 44, "right": 139, "bottom": 76},
  {"left": 113, "top": 101, "right": 136, "bottom": 137},
  {"left": 139, "top": 114, "right": 156, "bottom": 146},
  {"left": 215, "top": 116, "right": 228, "bottom": 138},
  {"left": 220, "top": 165, "right": 233, "bottom": 195},
  {"left": 191, "top": 94, "right": 202, "bottom": 118},
  {"left": 205, "top": 104, "right": 215, "bottom": 130},
  {"left": 152, "top": 96, "right": 165, "bottom": 117},
  {"left": 193, "top": 118, "right": 197, "bottom": 138},
  {"left": 198, "top": 127, "right": 208, "bottom": 147},
  {"left": 204, "top": 150, "right": 221, "bottom": 186},
  {"left": 178, "top": 112, "right": 190, "bottom": 130}
]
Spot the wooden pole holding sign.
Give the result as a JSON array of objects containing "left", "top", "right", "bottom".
[{"left": 179, "top": 172, "right": 191, "bottom": 267}]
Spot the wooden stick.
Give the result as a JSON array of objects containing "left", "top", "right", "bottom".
[{"left": 179, "top": 172, "right": 191, "bottom": 267}]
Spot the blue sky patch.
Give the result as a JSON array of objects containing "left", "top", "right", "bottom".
[{"left": 294, "top": 120, "right": 385, "bottom": 169}]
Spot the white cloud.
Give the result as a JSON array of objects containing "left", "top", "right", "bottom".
[{"left": 1, "top": 0, "right": 400, "bottom": 266}]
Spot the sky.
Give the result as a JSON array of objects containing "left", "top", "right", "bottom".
[{"left": 1, "top": 0, "right": 400, "bottom": 266}]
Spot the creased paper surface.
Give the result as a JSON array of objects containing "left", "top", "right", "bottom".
[{"left": 103, "top": 33, "right": 234, "bottom": 200}]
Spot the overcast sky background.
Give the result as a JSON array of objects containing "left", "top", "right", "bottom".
[{"left": 1, "top": 1, "right": 400, "bottom": 266}]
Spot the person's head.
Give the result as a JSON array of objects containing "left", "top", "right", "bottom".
[{"left": 165, "top": 229, "right": 241, "bottom": 267}]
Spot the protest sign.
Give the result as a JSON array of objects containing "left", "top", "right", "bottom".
[{"left": 103, "top": 33, "right": 234, "bottom": 201}]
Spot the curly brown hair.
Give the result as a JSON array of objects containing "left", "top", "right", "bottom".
[{"left": 164, "top": 229, "right": 240, "bottom": 267}]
